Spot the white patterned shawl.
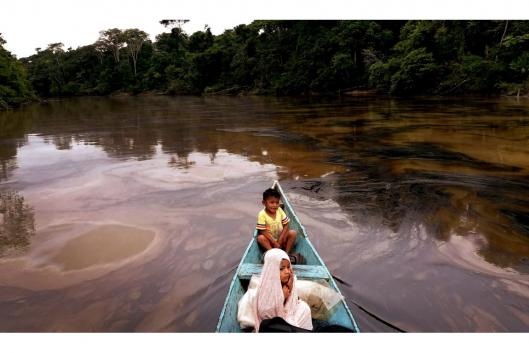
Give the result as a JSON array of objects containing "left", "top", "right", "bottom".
[{"left": 253, "top": 248, "right": 312, "bottom": 332}]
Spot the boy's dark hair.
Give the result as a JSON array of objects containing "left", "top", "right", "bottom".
[{"left": 263, "top": 188, "right": 281, "bottom": 201}]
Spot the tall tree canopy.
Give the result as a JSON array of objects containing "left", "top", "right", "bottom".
[
  {"left": 122, "top": 29, "right": 149, "bottom": 78},
  {"left": 10, "top": 20, "right": 529, "bottom": 100}
]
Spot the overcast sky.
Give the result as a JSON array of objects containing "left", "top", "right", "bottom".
[{"left": 1, "top": 0, "right": 528, "bottom": 58}]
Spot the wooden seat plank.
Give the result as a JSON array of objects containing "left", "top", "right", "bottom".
[{"left": 238, "top": 263, "right": 329, "bottom": 280}]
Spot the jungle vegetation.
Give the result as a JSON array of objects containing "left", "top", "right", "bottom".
[
  {"left": 0, "top": 33, "right": 35, "bottom": 109},
  {"left": 2, "top": 20, "right": 529, "bottom": 109}
]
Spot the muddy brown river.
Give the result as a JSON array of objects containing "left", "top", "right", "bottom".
[{"left": 0, "top": 96, "right": 528, "bottom": 332}]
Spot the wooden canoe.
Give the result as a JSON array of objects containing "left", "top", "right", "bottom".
[{"left": 216, "top": 180, "right": 360, "bottom": 332}]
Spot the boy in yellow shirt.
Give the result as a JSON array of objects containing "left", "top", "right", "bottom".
[{"left": 256, "top": 188, "right": 297, "bottom": 254}]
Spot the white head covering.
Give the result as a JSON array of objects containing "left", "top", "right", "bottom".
[{"left": 253, "top": 248, "right": 312, "bottom": 331}]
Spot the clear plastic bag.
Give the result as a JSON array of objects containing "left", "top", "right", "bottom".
[{"left": 296, "top": 279, "right": 343, "bottom": 320}]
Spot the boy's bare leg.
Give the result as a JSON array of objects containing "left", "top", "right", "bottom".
[
  {"left": 256, "top": 234, "right": 273, "bottom": 251},
  {"left": 284, "top": 230, "right": 297, "bottom": 254}
]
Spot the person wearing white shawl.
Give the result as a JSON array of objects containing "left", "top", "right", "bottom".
[{"left": 253, "top": 248, "right": 313, "bottom": 332}]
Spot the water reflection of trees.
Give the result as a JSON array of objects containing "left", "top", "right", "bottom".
[
  {"left": 45, "top": 135, "right": 73, "bottom": 150},
  {"left": 327, "top": 144, "right": 529, "bottom": 270},
  {"left": 1, "top": 96, "right": 323, "bottom": 168},
  {"left": 2, "top": 96, "right": 529, "bottom": 269},
  {"left": 0, "top": 111, "right": 32, "bottom": 181},
  {"left": 277, "top": 98, "right": 529, "bottom": 270},
  {"left": 0, "top": 158, "right": 17, "bottom": 182},
  {"left": 168, "top": 154, "right": 196, "bottom": 169},
  {"left": 0, "top": 190, "right": 36, "bottom": 255}
]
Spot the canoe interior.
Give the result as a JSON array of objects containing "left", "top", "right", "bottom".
[{"left": 216, "top": 181, "right": 359, "bottom": 332}]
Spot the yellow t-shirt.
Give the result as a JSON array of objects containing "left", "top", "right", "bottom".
[{"left": 256, "top": 207, "right": 290, "bottom": 240}]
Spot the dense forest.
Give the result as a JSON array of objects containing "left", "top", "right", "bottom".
[{"left": 2, "top": 20, "right": 529, "bottom": 109}]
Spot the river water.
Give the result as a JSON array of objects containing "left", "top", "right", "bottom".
[{"left": 0, "top": 96, "right": 528, "bottom": 332}]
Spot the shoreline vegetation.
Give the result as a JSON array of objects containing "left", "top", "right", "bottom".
[{"left": 2, "top": 20, "right": 529, "bottom": 110}]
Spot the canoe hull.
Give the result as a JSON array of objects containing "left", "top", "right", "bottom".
[{"left": 216, "top": 181, "right": 359, "bottom": 332}]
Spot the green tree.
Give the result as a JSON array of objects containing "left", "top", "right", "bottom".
[
  {"left": 123, "top": 29, "right": 149, "bottom": 78},
  {"left": 98, "top": 28, "right": 125, "bottom": 63},
  {"left": 0, "top": 34, "right": 35, "bottom": 109}
]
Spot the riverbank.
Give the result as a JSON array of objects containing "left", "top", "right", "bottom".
[{"left": 4, "top": 88, "right": 529, "bottom": 113}]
